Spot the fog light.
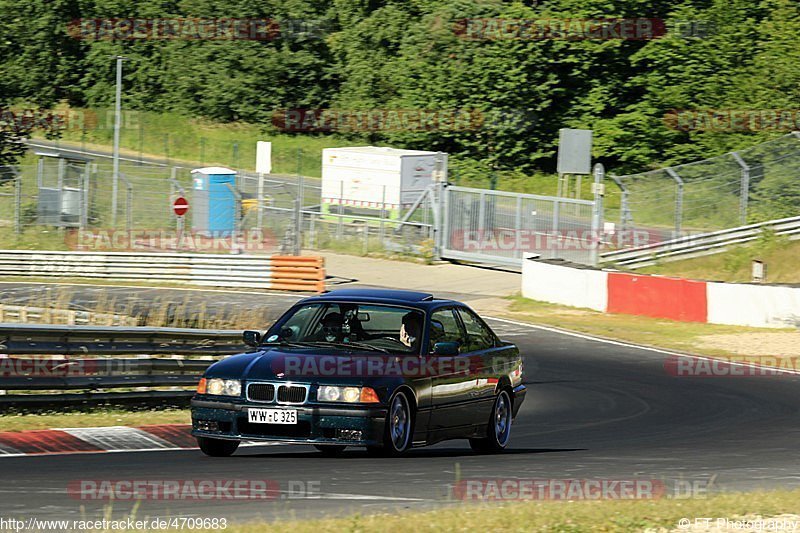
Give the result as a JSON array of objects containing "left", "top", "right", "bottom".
[
  {"left": 336, "top": 429, "right": 363, "bottom": 441},
  {"left": 194, "top": 419, "right": 219, "bottom": 432}
]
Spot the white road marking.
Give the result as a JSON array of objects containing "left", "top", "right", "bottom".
[{"left": 486, "top": 315, "right": 800, "bottom": 376}]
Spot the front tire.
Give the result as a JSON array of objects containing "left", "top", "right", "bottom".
[
  {"left": 367, "top": 391, "right": 414, "bottom": 457},
  {"left": 197, "top": 436, "right": 240, "bottom": 457},
  {"left": 469, "top": 389, "right": 512, "bottom": 454}
]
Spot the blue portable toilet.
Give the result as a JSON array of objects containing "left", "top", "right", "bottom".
[{"left": 191, "top": 167, "right": 237, "bottom": 233}]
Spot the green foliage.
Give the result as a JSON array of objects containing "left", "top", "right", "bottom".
[{"left": 1, "top": 0, "right": 799, "bottom": 219}]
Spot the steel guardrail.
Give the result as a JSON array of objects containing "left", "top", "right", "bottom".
[
  {"left": 0, "top": 250, "right": 326, "bottom": 292},
  {"left": 600, "top": 216, "right": 800, "bottom": 269},
  {"left": 0, "top": 324, "right": 247, "bottom": 409}
]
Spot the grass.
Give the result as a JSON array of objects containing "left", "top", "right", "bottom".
[
  {"left": 503, "top": 295, "right": 792, "bottom": 358},
  {"left": 0, "top": 408, "right": 189, "bottom": 432},
  {"left": 156, "top": 489, "right": 800, "bottom": 531},
  {"left": 37, "top": 106, "right": 352, "bottom": 177},
  {"left": 638, "top": 233, "right": 800, "bottom": 284}
]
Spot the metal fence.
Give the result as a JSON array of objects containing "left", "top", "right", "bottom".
[
  {"left": 4, "top": 144, "right": 608, "bottom": 266},
  {"left": 2, "top": 149, "right": 438, "bottom": 259},
  {"left": 441, "top": 185, "right": 600, "bottom": 267},
  {"left": 610, "top": 133, "right": 800, "bottom": 240}
]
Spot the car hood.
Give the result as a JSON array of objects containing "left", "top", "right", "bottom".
[{"left": 204, "top": 347, "right": 408, "bottom": 385}]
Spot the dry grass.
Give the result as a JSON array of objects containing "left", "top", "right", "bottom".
[
  {"left": 0, "top": 408, "right": 190, "bottom": 432},
  {"left": 638, "top": 234, "right": 800, "bottom": 284},
  {"left": 504, "top": 296, "right": 795, "bottom": 359},
  {"left": 2, "top": 285, "right": 274, "bottom": 329},
  {"left": 149, "top": 490, "right": 800, "bottom": 532}
]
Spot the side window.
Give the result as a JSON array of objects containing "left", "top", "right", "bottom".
[
  {"left": 429, "top": 308, "right": 464, "bottom": 353},
  {"left": 457, "top": 308, "right": 496, "bottom": 352}
]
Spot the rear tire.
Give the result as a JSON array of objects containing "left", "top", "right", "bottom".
[
  {"left": 469, "top": 389, "right": 512, "bottom": 454},
  {"left": 197, "top": 436, "right": 240, "bottom": 457},
  {"left": 314, "top": 445, "right": 347, "bottom": 456},
  {"left": 368, "top": 391, "right": 414, "bottom": 457}
]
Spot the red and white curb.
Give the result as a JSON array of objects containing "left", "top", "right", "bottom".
[{"left": 0, "top": 424, "right": 283, "bottom": 457}]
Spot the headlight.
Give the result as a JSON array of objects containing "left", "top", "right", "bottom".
[
  {"left": 205, "top": 378, "right": 241, "bottom": 397},
  {"left": 317, "top": 385, "right": 379, "bottom": 403}
]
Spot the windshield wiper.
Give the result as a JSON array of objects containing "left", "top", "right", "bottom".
[{"left": 303, "top": 341, "right": 391, "bottom": 354}]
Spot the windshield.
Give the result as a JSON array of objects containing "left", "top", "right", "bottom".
[{"left": 267, "top": 303, "right": 424, "bottom": 354}]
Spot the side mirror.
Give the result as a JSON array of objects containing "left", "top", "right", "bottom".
[
  {"left": 432, "top": 341, "right": 460, "bottom": 356},
  {"left": 243, "top": 330, "right": 262, "bottom": 347}
]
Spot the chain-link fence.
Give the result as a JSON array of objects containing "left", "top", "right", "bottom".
[
  {"left": 2, "top": 148, "right": 437, "bottom": 258},
  {"left": 441, "top": 185, "right": 599, "bottom": 266},
  {"left": 611, "top": 133, "right": 800, "bottom": 241}
]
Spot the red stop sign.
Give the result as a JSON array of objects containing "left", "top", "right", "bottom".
[{"left": 173, "top": 196, "right": 189, "bottom": 217}]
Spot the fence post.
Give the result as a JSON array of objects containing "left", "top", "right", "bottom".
[
  {"left": 81, "top": 164, "right": 90, "bottom": 229},
  {"left": 514, "top": 196, "right": 523, "bottom": 259},
  {"left": 666, "top": 168, "right": 684, "bottom": 237},
  {"left": 380, "top": 185, "right": 386, "bottom": 250},
  {"left": 118, "top": 173, "right": 133, "bottom": 233},
  {"left": 590, "top": 163, "right": 605, "bottom": 266},
  {"left": 14, "top": 169, "right": 21, "bottom": 235},
  {"left": 257, "top": 172, "right": 264, "bottom": 231},
  {"left": 226, "top": 183, "right": 242, "bottom": 254},
  {"left": 338, "top": 181, "right": 344, "bottom": 239},
  {"left": 551, "top": 199, "right": 560, "bottom": 259},
  {"left": 731, "top": 152, "right": 750, "bottom": 225}
]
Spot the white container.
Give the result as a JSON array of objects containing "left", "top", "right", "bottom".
[{"left": 321, "top": 146, "right": 447, "bottom": 211}]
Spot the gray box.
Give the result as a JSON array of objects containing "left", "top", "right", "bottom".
[{"left": 557, "top": 128, "right": 593, "bottom": 175}]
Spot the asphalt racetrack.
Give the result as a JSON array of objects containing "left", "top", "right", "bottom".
[{"left": 1, "top": 284, "right": 799, "bottom": 523}]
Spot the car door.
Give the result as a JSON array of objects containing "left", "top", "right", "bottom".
[
  {"left": 427, "top": 307, "right": 478, "bottom": 439},
  {"left": 455, "top": 306, "right": 514, "bottom": 428}
]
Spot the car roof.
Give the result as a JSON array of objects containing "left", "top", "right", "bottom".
[{"left": 302, "top": 288, "right": 460, "bottom": 309}]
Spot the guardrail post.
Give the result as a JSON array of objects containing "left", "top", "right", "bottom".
[
  {"left": 731, "top": 152, "right": 750, "bottom": 225},
  {"left": 665, "top": 168, "right": 684, "bottom": 238}
]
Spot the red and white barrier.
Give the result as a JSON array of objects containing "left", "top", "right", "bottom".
[
  {"left": 521, "top": 259, "right": 800, "bottom": 329},
  {"left": 521, "top": 260, "right": 607, "bottom": 312}
]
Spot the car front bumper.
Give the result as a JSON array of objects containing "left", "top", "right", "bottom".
[{"left": 190, "top": 398, "right": 387, "bottom": 446}]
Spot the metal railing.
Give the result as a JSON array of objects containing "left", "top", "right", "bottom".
[
  {"left": 0, "top": 324, "right": 245, "bottom": 409},
  {"left": 0, "top": 250, "right": 272, "bottom": 289},
  {"left": 600, "top": 215, "right": 800, "bottom": 269}
]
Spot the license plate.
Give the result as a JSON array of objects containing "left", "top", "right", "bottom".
[{"left": 248, "top": 408, "right": 297, "bottom": 425}]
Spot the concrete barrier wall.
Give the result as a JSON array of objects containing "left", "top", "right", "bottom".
[
  {"left": 707, "top": 282, "right": 800, "bottom": 328},
  {"left": 521, "top": 259, "right": 608, "bottom": 311},
  {"left": 521, "top": 258, "right": 800, "bottom": 329},
  {"left": 607, "top": 272, "right": 708, "bottom": 323}
]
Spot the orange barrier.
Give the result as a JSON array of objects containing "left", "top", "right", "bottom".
[{"left": 269, "top": 255, "right": 326, "bottom": 293}]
